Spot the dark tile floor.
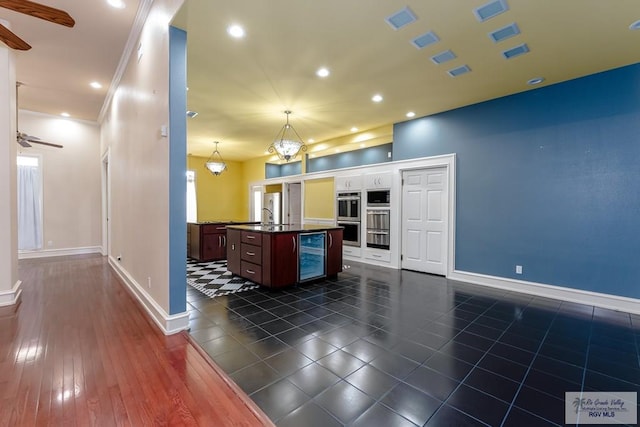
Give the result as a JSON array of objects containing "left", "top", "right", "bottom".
[{"left": 186, "top": 261, "right": 640, "bottom": 426}]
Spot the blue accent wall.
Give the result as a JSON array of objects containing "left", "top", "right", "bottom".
[
  {"left": 307, "top": 143, "right": 393, "bottom": 173},
  {"left": 394, "top": 63, "right": 640, "bottom": 299},
  {"left": 168, "top": 26, "right": 187, "bottom": 315},
  {"left": 265, "top": 161, "right": 302, "bottom": 179}
]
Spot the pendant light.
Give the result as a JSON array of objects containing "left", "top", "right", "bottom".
[
  {"left": 267, "top": 110, "right": 307, "bottom": 162},
  {"left": 205, "top": 141, "right": 227, "bottom": 175}
]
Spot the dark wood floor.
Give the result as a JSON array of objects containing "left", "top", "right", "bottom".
[{"left": 0, "top": 254, "right": 274, "bottom": 426}]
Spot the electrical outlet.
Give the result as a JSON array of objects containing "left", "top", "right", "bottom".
[
  {"left": 515, "top": 265, "right": 523, "bottom": 275},
  {"left": 147, "top": 277, "right": 151, "bottom": 289}
]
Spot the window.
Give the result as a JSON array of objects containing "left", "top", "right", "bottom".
[
  {"left": 17, "top": 155, "right": 43, "bottom": 250},
  {"left": 186, "top": 170, "right": 197, "bottom": 223},
  {"left": 252, "top": 186, "right": 263, "bottom": 222}
]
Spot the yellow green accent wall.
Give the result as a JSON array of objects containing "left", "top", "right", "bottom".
[
  {"left": 304, "top": 177, "right": 335, "bottom": 219},
  {"left": 188, "top": 156, "right": 248, "bottom": 221}
]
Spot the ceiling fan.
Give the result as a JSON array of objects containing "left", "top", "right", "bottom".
[
  {"left": 16, "top": 82, "right": 63, "bottom": 148},
  {"left": 0, "top": 0, "right": 75, "bottom": 51}
]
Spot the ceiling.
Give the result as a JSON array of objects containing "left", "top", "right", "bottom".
[{"left": 5, "top": 0, "right": 640, "bottom": 161}]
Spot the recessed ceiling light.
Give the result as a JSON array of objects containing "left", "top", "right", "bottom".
[
  {"left": 90, "top": 81, "right": 102, "bottom": 89},
  {"left": 406, "top": 111, "right": 416, "bottom": 118},
  {"left": 227, "top": 24, "right": 245, "bottom": 38},
  {"left": 316, "top": 68, "right": 330, "bottom": 78},
  {"left": 61, "top": 112, "right": 70, "bottom": 117},
  {"left": 372, "top": 94, "right": 383, "bottom": 103},
  {"left": 630, "top": 19, "right": 640, "bottom": 30},
  {"left": 350, "top": 127, "right": 358, "bottom": 132},
  {"left": 107, "top": 0, "right": 125, "bottom": 9},
  {"left": 527, "top": 77, "right": 545, "bottom": 85},
  {"left": 308, "top": 138, "right": 315, "bottom": 143}
]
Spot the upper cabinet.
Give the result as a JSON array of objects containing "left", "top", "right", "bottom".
[
  {"left": 335, "top": 175, "right": 363, "bottom": 191},
  {"left": 365, "top": 172, "right": 392, "bottom": 189}
]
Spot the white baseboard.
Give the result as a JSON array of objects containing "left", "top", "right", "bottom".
[
  {"left": 19, "top": 246, "right": 103, "bottom": 260},
  {"left": 0, "top": 280, "right": 22, "bottom": 307},
  {"left": 108, "top": 256, "right": 190, "bottom": 335},
  {"left": 449, "top": 270, "right": 640, "bottom": 315}
]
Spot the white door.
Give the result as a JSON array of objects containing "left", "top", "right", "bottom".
[
  {"left": 286, "top": 182, "right": 302, "bottom": 225},
  {"left": 401, "top": 167, "right": 448, "bottom": 275}
]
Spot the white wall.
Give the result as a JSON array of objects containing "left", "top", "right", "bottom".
[
  {"left": 18, "top": 111, "right": 102, "bottom": 256},
  {"left": 100, "top": 0, "right": 187, "bottom": 332},
  {"left": 0, "top": 43, "right": 19, "bottom": 306}
]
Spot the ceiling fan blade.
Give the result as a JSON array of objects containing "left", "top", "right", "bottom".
[
  {"left": 0, "top": 22, "right": 31, "bottom": 50},
  {"left": 28, "top": 140, "right": 63, "bottom": 149},
  {"left": 0, "top": 0, "right": 75, "bottom": 27},
  {"left": 17, "top": 138, "right": 32, "bottom": 148}
]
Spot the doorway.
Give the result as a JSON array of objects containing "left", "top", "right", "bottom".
[
  {"left": 401, "top": 167, "right": 448, "bottom": 275},
  {"left": 101, "top": 150, "right": 111, "bottom": 256}
]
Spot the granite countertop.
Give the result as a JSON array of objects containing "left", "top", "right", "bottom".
[{"left": 227, "top": 224, "right": 342, "bottom": 233}]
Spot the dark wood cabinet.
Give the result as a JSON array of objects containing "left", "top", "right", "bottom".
[
  {"left": 226, "top": 228, "right": 241, "bottom": 273},
  {"left": 262, "top": 232, "right": 298, "bottom": 288},
  {"left": 327, "top": 228, "right": 343, "bottom": 277},
  {"left": 188, "top": 223, "right": 227, "bottom": 261}
]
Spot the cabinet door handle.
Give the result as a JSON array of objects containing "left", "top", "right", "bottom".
[
  {"left": 246, "top": 251, "right": 255, "bottom": 256},
  {"left": 329, "top": 233, "right": 333, "bottom": 248},
  {"left": 216, "top": 226, "right": 226, "bottom": 230},
  {"left": 292, "top": 236, "right": 296, "bottom": 253},
  {"left": 247, "top": 235, "right": 255, "bottom": 240},
  {"left": 222, "top": 235, "right": 226, "bottom": 247},
  {"left": 246, "top": 269, "right": 255, "bottom": 275},
  {"left": 218, "top": 236, "right": 222, "bottom": 246}
]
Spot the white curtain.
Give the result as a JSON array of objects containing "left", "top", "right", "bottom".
[{"left": 17, "top": 162, "right": 43, "bottom": 250}]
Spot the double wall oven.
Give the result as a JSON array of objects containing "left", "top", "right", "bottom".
[
  {"left": 366, "top": 189, "right": 390, "bottom": 250},
  {"left": 336, "top": 192, "right": 361, "bottom": 247}
]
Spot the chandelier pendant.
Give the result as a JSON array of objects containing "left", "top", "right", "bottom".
[{"left": 268, "top": 110, "right": 307, "bottom": 162}]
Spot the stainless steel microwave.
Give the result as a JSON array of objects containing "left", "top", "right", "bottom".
[{"left": 366, "top": 190, "right": 390, "bottom": 207}]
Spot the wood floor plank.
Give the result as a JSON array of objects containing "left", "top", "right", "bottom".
[{"left": 1, "top": 255, "right": 274, "bottom": 427}]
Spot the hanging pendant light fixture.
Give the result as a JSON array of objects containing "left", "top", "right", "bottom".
[
  {"left": 268, "top": 110, "right": 307, "bottom": 162},
  {"left": 205, "top": 141, "right": 227, "bottom": 175}
]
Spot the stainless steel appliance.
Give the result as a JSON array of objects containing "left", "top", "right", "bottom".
[
  {"left": 336, "top": 220, "right": 360, "bottom": 247},
  {"left": 366, "top": 209, "right": 390, "bottom": 250},
  {"left": 337, "top": 192, "right": 361, "bottom": 221},
  {"left": 262, "top": 192, "right": 282, "bottom": 224},
  {"left": 367, "top": 190, "right": 390, "bottom": 207}
]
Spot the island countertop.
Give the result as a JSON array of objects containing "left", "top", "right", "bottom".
[{"left": 227, "top": 224, "right": 342, "bottom": 233}]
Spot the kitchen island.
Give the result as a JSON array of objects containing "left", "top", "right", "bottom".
[
  {"left": 188, "top": 221, "right": 259, "bottom": 262},
  {"left": 226, "top": 224, "right": 343, "bottom": 289}
]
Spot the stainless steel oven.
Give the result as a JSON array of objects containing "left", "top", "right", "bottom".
[
  {"left": 337, "top": 192, "right": 360, "bottom": 221},
  {"left": 337, "top": 220, "right": 360, "bottom": 247},
  {"left": 366, "top": 209, "right": 390, "bottom": 250}
]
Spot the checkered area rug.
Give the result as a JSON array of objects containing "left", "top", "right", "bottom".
[{"left": 187, "top": 259, "right": 259, "bottom": 298}]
